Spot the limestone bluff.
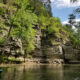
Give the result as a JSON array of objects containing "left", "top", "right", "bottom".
[{"left": 0, "top": 0, "right": 80, "bottom": 64}]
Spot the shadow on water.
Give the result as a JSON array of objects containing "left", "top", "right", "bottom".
[
  {"left": 0, "top": 69, "right": 2, "bottom": 80},
  {"left": 63, "top": 64, "right": 80, "bottom": 80},
  {"left": 0, "top": 73, "right": 2, "bottom": 80},
  {"left": 0, "top": 64, "right": 80, "bottom": 80}
]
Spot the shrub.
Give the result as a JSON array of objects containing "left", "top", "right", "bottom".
[
  {"left": 0, "top": 37, "right": 5, "bottom": 44},
  {"left": 0, "top": 7, "right": 6, "bottom": 15}
]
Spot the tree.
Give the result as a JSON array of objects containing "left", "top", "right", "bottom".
[
  {"left": 68, "top": 14, "right": 76, "bottom": 26},
  {"left": 10, "top": 8, "right": 37, "bottom": 53}
]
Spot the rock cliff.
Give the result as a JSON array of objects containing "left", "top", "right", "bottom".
[{"left": 32, "top": 25, "right": 80, "bottom": 63}]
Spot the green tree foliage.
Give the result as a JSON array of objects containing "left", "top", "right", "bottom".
[
  {"left": 47, "top": 17, "right": 62, "bottom": 37},
  {"left": 68, "top": 14, "right": 76, "bottom": 26},
  {"left": 63, "top": 10, "right": 80, "bottom": 48},
  {"left": 0, "top": 0, "right": 71, "bottom": 57},
  {"left": 11, "top": 11, "right": 37, "bottom": 53},
  {"left": 64, "top": 23, "right": 80, "bottom": 48},
  {"left": 0, "top": 18, "right": 6, "bottom": 44},
  {"left": 0, "top": 37, "right": 5, "bottom": 44},
  {"left": 8, "top": 0, "right": 38, "bottom": 53},
  {"left": 0, "top": 7, "right": 6, "bottom": 15}
]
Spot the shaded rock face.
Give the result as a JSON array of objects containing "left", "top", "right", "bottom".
[
  {"left": 33, "top": 26, "right": 80, "bottom": 63},
  {"left": 63, "top": 45, "right": 80, "bottom": 62},
  {"left": 0, "top": 37, "right": 24, "bottom": 57},
  {"left": 41, "top": 45, "right": 63, "bottom": 58},
  {"left": 32, "top": 25, "right": 42, "bottom": 57},
  {"left": 33, "top": 26, "right": 64, "bottom": 61},
  {"left": 35, "top": 26, "right": 41, "bottom": 49},
  {"left": 33, "top": 34, "right": 64, "bottom": 59}
]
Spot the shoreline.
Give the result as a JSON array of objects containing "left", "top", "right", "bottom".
[
  {"left": 1, "top": 62, "right": 80, "bottom": 67},
  {"left": 0, "top": 61, "right": 63, "bottom": 67},
  {"left": 1, "top": 58, "right": 80, "bottom": 67}
]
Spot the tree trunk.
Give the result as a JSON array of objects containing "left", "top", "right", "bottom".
[
  {"left": 24, "top": 50, "right": 26, "bottom": 63},
  {"left": 62, "top": 47, "right": 66, "bottom": 63},
  {"left": 7, "top": 26, "right": 12, "bottom": 38}
]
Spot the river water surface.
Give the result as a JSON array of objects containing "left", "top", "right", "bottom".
[{"left": 0, "top": 64, "right": 80, "bottom": 80}]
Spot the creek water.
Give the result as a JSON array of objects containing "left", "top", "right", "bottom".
[{"left": 0, "top": 64, "right": 80, "bottom": 80}]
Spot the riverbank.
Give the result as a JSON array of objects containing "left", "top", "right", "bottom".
[
  {"left": 0, "top": 58, "right": 64, "bottom": 67},
  {"left": 1, "top": 62, "right": 80, "bottom": 68},
  {"left": 0, "top": 58, "right": 64, "bottom": 65},
  {"left": 0, "top": 62, "right": 37, "bottom": 67},
  {"left": 1, "top": 58, "right": 80, "bottom": 67},
  {"left": 0, "top": 62, "right": 64, "bottom": 68}
]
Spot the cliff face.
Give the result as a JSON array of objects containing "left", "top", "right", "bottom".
[
  {"left": 32, "top": 26, "right": 80, "bottom": 63},
  {"left": 0, "top": 0, "right": 80, "bottom": 64},
  {"left": 63, "top": 45, "right": 80, "bottom": 63},
  {"left": 0, "top": 24, "right": 80, "bottom": 63},
  {"left": 33, "top": 27, "right": 66, "bottom": 57},
  {"left": 0, "top": 28, "right": 24, "bottom": 57}
]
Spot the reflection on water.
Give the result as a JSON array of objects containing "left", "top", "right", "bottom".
[
  {"left": 0, "top": 64, "right": 80, "bottom": 80},
  {"left": 0, "top": 74, "right": 1, "bottom": 80}
]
